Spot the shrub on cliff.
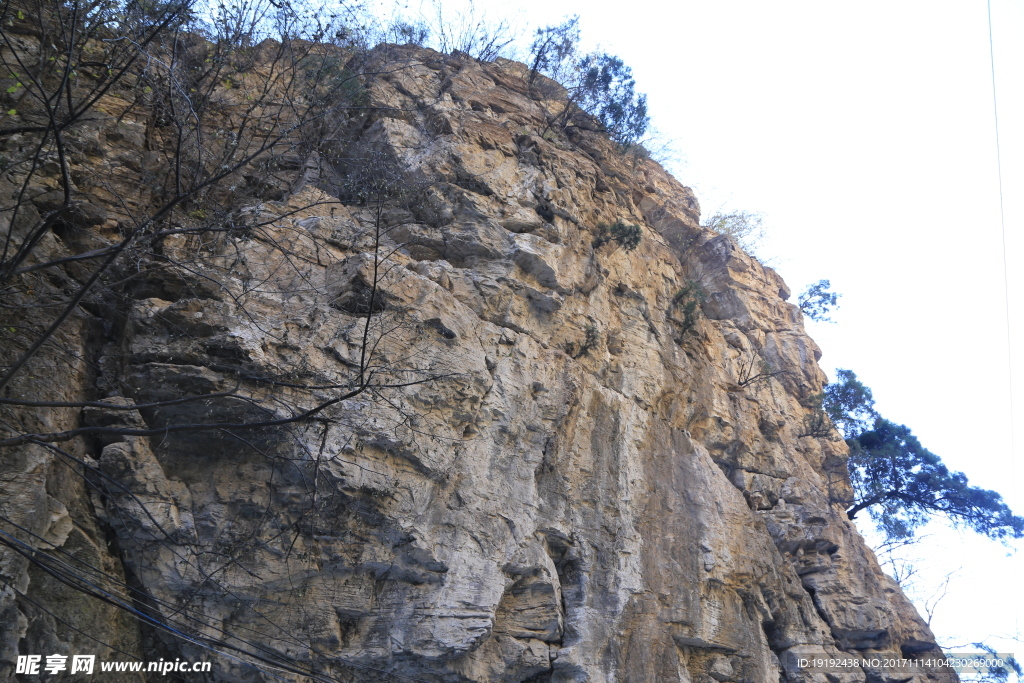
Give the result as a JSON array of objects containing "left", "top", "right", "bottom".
[
  {"left": 377, "top": 0, "right": 517, "bottom": 61},
  {"left": 701, "top": 210, "right": 765, "bottom": 254},
  {"left": 593, "top": 219, "right": 642, "bottom": 251},
  {"left": 670, "top": 280, "right": 706, "bottom": 341}
]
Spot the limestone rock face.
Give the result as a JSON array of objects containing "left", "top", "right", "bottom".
[{"left": 0, "top": 44, "right": 954, "bottom": 683}]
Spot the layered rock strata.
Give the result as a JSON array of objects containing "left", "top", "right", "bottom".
[{"left": 0, "top": 43, "right": 955, "bottom": 683}]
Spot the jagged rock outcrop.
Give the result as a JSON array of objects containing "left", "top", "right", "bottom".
[{"left": 1, "top": 42, "right": 955, "bottom": 682}]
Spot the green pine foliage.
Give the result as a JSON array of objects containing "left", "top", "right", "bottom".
[
  {"left": 593, "top": 220, "right": 642, "bottom": 251},
  {"left": 529, "top": 17, "right": 650, "bottom": 145},
  {"left": 823, "top": 368, "right": 875, "bottom": 436},
  {"left": 798, "top": 279, "right": 840, "bottom": 323},
  {"left": 575, "top": 54, "right": 648, "bottom": 145},
  {"left": 671, "top": 280, "right": 706, "bottom": 339},
  {"left": 821, "top": 370, "right": 1024, "bottom": 541},
  {"left": 847, "top": 419, "right": 1024, "bottom": 540}
]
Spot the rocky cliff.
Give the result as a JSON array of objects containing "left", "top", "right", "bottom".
[{"left": 0, "top": 40, "right": 955, "bottom": 682}]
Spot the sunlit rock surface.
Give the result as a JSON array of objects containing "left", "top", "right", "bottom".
[{"left": 0, "top": 43, "right": 955, "bottom": 682}]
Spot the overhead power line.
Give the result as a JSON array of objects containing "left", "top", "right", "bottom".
[{"left": 986, "top": 0, "right": 1018, "bottom": 644}]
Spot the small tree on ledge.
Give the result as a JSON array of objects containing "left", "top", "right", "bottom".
[
  {"left": 529, "top": 17, "right": 650, "bottom": 145},
  {"left": 799, "top": 279, "right": 840, "bottom": 323}
]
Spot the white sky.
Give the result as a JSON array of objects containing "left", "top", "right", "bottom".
[{"left": 373, "top": 0, "right": 1024, "bottom": 666}]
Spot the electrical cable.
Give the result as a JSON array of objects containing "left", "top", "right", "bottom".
[
  {"left": 987, "top": 0, "right": 1018, "bottom": 647},
  {"left": 1, "top": 580, "right": 195, "bottom": 683},
  {"left": 0, "top": 515, "right": 436, "bottom": 682}
]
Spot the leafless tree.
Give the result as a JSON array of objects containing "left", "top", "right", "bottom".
[
  {"left": 736, "top": 352, "right": 786, "bottom": 388},
  {"left": 375, "top": 0, "right": 519, "bottom": 62},
  {"left": 872, "top": 534, "right": 927, "bottom": 590},
  {"left": 923, "top": 569, "right": 957, "bottom": 627},
  {"left": 0, "top": 1, "right": 461, "bottom": 679}
]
